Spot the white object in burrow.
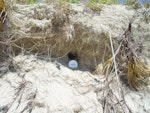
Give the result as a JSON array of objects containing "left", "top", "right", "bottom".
[{"left": 68, "top": 60, "right": 78, "bottom": 69}]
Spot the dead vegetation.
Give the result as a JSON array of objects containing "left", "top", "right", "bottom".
[
  {"left": 0, "top": 0, "right": 150, "bottom": 89},
  {"left": 94, "top": 12, "right": 150, "bottom": 90},
  {"left": 0, "top": 1, "right": 150, "bottom": 113},
  {"left": 85, "top": 1, "right": 103, "bottom": 14}
]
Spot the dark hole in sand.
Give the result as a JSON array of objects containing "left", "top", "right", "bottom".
[
  {"left": 36, "top": 53, "right": 92, "bottom": 72},
  {"left": 68, "top": 52, "right": 78, "bottom": 61}
]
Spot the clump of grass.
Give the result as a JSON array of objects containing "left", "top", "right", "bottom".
[
  {"left": 127, "top": 58, "right": 150, "bottom": 88},
  {"left": 144, "top": 2, "right": 150, "bottom": 8},
  {"left": 71, "top": 0, "right": 79, "bottom": 4},
  {"left": 25, "top": 0, "right": 37, "bottom": 4},
  {"left": 93, "top": 57, "right": 113, "bottom": 77},
  {"left": 86, "top": 1, "right": 103, "bottom": 12}
]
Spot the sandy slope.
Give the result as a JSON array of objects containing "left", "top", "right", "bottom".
[
  {"left": 0, "top": 3, "right": 150, "bottom": 113},
  {"left": 0, "top": 55, "right": 150, "bottom": 113}
]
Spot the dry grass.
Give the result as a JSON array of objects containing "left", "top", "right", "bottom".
[
  {"left": 127, "top": 57, "right": 150, "bottom": 89},
  {"left": 85, "top": 1, "right": 103, "bottom": 12},
  {"left": 94, "top": 12, "right": 150, "bottom": 90},
  {"left": 0, "top": 2, "right": 149, "bottom": 90}
]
